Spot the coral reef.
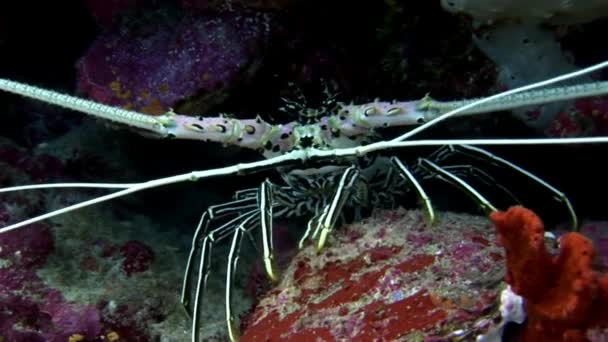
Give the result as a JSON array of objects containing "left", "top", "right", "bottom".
[
  {"left": 0, "top": 141, "right": 104, "bottom": 341},
  {"left": 442, "top": 0, "right": 608, "bottom": 137},
  {"left": 2, "top": 1, "right": 608, "bottom": 341},
  {"left": 240, "top": 206, "right": 608, "bottom": 341},
  {"left": 473, "top": 22, "right": 582, "bottom": 132},
  {"left": 490, "top": 206, "right": 608, "bottom": 341},
  {"left": 0, "top": 135, "right": 243, "bottom": 341},
  {"left": 118, "top": 240, "right": 155, "bottom": 277},
  {"left": 546, "top": 96, "right": 608, "bottom": 137}
]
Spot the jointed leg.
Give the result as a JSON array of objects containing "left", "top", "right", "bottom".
[
  {"left": 225, "top": 211, "right": 260, "bottom": 342},
  {"left": 181, "top": 196, "right": 258, "bottom": 313},
  {"left": 223, "top": 179, "right": 280, "bottom": 340},
  {"left": 258, "top": 179, "right": 278, "bottom": 282},
  {"left": 315, "top": 165, "right": 361, "bottom": 251},
  {"left": 189, "top": 209, "right": 259, "bottom": 342},
  {"left": 431, "top": 144, "right": 577, "bottom": 229},
  {"left": 187, "top": 178, "right": 282, "bottom": 342},
  {"left": 417, "top": 158, "right": 498, "bottom": 214},
  {"left": 298, "top": 211, "right": 322, "bottom": 249},
  {"left": 439, "top": 165, "right": 522, "bottom": 204},
  {"left": 390, "top": 157, "right": 435, "bottom": 224}
]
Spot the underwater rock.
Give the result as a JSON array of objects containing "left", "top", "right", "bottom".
[
  {"left": 77, "top": 8, "right": 271, "bottom": 115},
  {"left": 241, "top": 208, "right": 506, "bottom": 341}
]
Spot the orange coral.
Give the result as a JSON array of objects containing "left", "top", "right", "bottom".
[{"left": 490, "top": 206, "right": 608, "bottom": 341}]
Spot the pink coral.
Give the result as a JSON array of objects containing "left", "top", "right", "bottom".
[
  {"left": 0, "top": 138, "right": 172, "bottom": 341},
  {"left": 546, "top": 96, "right": 608, "bottom": 137},
  {"left": 41, "top": 289, "right": 102, "bottom": 342},
  {"left": 119, "top": 240, "right": 154, "bottom": 277},
  {"left": 0, "top": 201, "right": 104, "bottom": 341}
]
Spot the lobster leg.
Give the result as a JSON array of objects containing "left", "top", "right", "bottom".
[
  {"left": 390, "top": 156, "right": 435, "bottom": 224},
  {"left": 258, "top": 179, "right": 278, "bottom": 282},
  {"left": 188, "top": 178, "right": 282, "bottom": 342},
  {"left": 189, "top": 208, "right": 259, "bottom": 342},
  {"left": 182, "top": 196, "right": 258, "bottom": 313},
  {"left": 314, "top": 165, "right": 361, "bottom": 251},
  {"left": 225, "top": 211, "right": 260, "bottom": 342},
  {"left": 431, "top": 144, "right": 577, "bottom": 229},
  {"left": 417, "top": 158, "right": 498, "bottom": 214},
  {"left": 439, "top": 164, "right": 522, "bottom": 204},
  {"left": 298, "top": 211, "right": 321, "bottom": 249}
]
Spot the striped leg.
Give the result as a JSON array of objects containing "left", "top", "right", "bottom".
[
  {"left": 430, "top": 144, "right": 577, "bottom": 229},
  {"left": 225, "top": 211, "right": 260, "bottom": 341},
  {"left": 438, "top": 165, "right": 521, "bottom": 204},
  {"left": 314, "top": 165, "right": 361, "bottom": 251},
  {"left": 390, "top": 157, "right": 435, "bottom": 224},
  {"left": 258, "top": 179, "right": 278, "bottom": 282},
  {"left": 387, "top": 155, "right": 500, "bottom": 224},
  {"left": 223, "top": 179, "right": 279, "bottom": 341},
  {"left": 182, "top": 196, "right": 258, "bottom": 314},
  {"left": 189, "top": 208, "right": 260, "bottom": 342},
  {"left": 417, "top": 158, "right": 498, "bottom": 214},
  {"left": 187, "top": 178, "right": 281, "bottom": 342}
]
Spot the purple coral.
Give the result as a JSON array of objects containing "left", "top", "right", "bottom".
[
  {"left": 119, "top": 240, "right": 154, "bottom": 277},
  {"left": 77, "top": 8, "right": 271, "bottom": 115},
  {"left": 0, "top": 224, "right": 53, "bottom": 289},
  {"left": 41, "top": 290, "right": 103, "bottom": 342},
  {"left": 0, "top": 200, "right": 103, "bottom": 341},
  {"left": 0, "top": 138, "right": 176, "bottom": 340}
]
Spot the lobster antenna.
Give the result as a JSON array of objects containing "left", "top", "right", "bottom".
[
  {"left": 1, "top": 60, "right": 608, "bottom": 234},
  {"left": 392, "top": 60, "right": 608, "bottom": 142}
]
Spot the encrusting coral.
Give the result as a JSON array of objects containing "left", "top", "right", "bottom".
[{"left": 240, "top": 208, "right": 506, "bottom": 340}]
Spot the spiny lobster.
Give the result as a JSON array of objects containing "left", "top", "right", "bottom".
[{"left": 1, "top": 60, "right": 608, "bottom": 341}]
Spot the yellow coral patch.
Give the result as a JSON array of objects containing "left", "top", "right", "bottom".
[
  {"left": 140, "top": 98, "right": 166, "bottom": 116},
  {"left": 68, "top": 334, "right": 84, "bottom": 342},
  {"left": 109, "top": 80, "right": 132, "bottom": 100},
  {"left": 158, "top": 83, "right": 169, "bottom": 94},
  {"left": 106, "top": 331, "right": 120, "bottom": 341}
]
